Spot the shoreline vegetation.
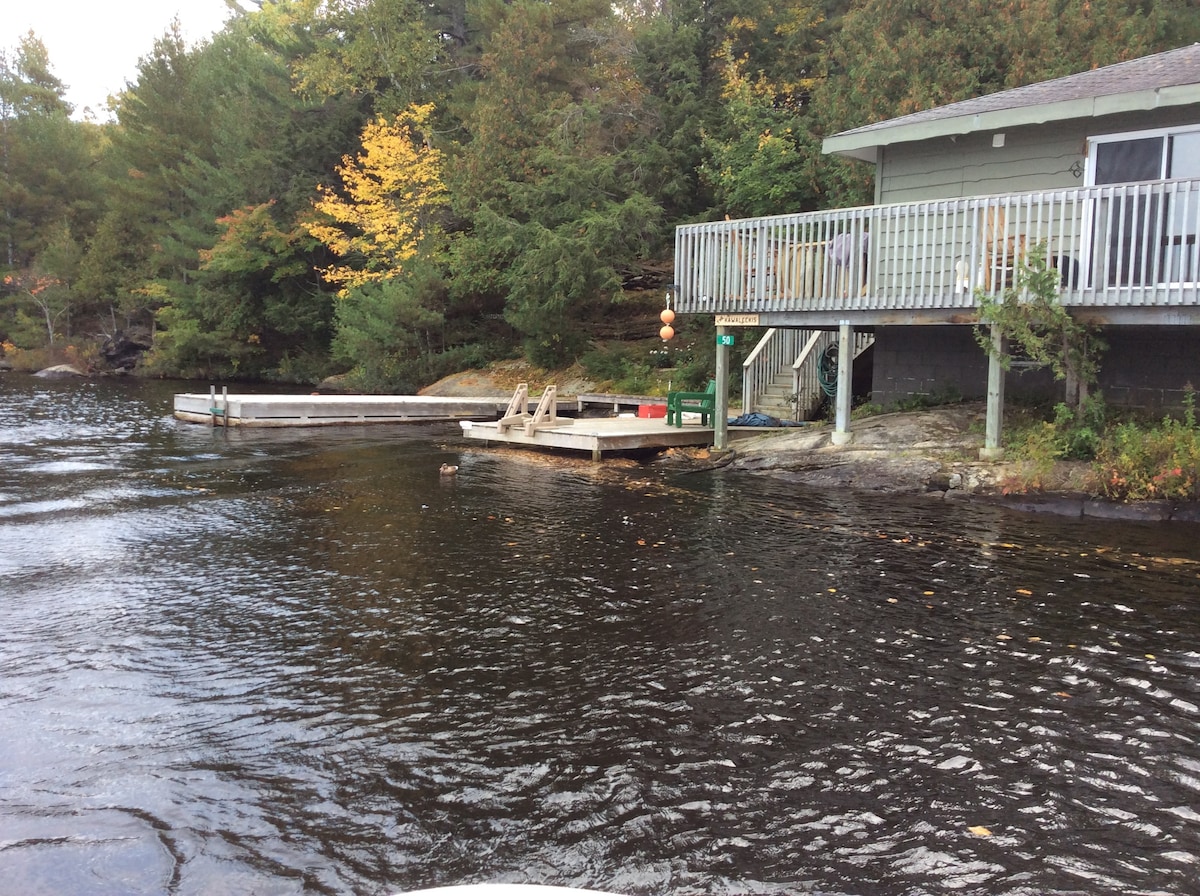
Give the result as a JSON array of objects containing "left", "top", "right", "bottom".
[{"left": 4, "top": 358, "right": 1198, "bottom": 523}]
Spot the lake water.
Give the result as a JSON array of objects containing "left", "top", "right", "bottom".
[{"left": 2, "top": 374, "right": 1199, "bottom": 896}]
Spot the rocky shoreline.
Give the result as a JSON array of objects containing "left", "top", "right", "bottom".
[
  {"left": 418, "top": 367, "right": 1198, "bottom": 523},
  {"left": 7, "top": 362, "right": 1193, "bottom": 523},
  {"left": 718, "top": 404, "right": 1200, "bottom": 524}
]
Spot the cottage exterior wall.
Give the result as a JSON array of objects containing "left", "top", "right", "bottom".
[
  {"left": 878, "top": 107, "right": 1200, "bottom": 205},
  {"left": 870, "top": 325, "right": 1200, "bottom": 411}
]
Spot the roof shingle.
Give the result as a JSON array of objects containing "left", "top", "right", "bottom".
[{"left": 836, "top": 43, "right": 1200, "bottom": 139}]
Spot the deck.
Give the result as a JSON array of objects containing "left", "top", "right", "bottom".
[
  {"left": 675, "top": 177, "right": 1200, "bottom": 325},
  {"left": 174, "top": 388, "right": 779, "bottom": 459},
  {"left": 460, "top": 416, "right": 757, "bottom": 460},
  {"left": 173, "top": 392, "right": 520, "bottom": 426}
]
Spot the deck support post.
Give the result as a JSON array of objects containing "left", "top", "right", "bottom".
[
  {"left": 831, "top": 320, "right": 854, "bottom": 446},
  {"left": 981, "top": 324, "right": 1006, "bottom": 460},
  {"left": 714, "top": 324, "right": 730, "bottom": 451}
]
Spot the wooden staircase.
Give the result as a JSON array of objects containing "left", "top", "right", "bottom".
[
  {"left": 755, "top": 369, "right": 803, "bottom": 419},
  {"left": 742, "top": 328, "right": 874, "bottom": 421}
]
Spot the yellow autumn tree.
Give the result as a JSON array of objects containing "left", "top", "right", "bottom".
[{"left": 307, "top": 103, "right": 446, "bottom": 296}]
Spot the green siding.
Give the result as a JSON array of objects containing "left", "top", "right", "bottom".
[
  {"left": 879, "top": 109, "right": 1200, "bottom": 204},
  {"left": 880, "top": 128, "right": 1083, "bottom": 204}
]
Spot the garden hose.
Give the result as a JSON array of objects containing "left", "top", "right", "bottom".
[{"left": 818, "top": 344, "right": 839, "bottom": 398}]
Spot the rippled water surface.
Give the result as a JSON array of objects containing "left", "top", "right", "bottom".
[{"left": 2, "top": 375, "right": 1200, "bottom": 896}]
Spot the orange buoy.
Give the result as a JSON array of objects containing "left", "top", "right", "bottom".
[
  {"left": 660, "top": 308, "right": 675, "bottom": 325},
  {"left": 659, "top": 324, "right": 675, "bottom": 341}
]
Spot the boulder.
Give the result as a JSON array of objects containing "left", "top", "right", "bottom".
[
  {"left": 101, "top": 330, "right": 152, "bottom": 372},
  {"left": 316, "top": 373, "right": 358, "bottom": 393},
  {"left": 34, "top": 364, "right": 86, "bottom": 378}
]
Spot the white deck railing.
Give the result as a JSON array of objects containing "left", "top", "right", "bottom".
[{"left": 675, "top": 178, "right": 1200, "bottom": 316}]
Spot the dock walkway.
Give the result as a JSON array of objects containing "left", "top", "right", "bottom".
[
  {"left": 460, "top": 416, "right": 721, "bottom": 460},
  {"left": 174, "top": 387, "right": 763, "bottom": 459},
  {"left": 173, "top": 392, "right": 515, "bottom": 426}
]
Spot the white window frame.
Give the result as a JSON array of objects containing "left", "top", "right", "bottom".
[
  {"left": 1086, "top": 123, "right": 1200, "bottom": 185},
  {"left": 1084, "top": 124, "right": 1200, "bottom": 287}
]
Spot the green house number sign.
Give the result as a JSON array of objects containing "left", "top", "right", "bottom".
[{"left": 716, "top": 334, "right": 735, "bottom": 347}]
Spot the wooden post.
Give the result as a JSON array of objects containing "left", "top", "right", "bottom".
[
  {"left": 981, "top": 324, "right": 1006, "bottom": 460},
  {"left": 209, "top": 385, "right": 229, "bottom": 426},
  {"left": 831, "top": 320, "right": 853, "bottom": 445},
  {"left": 714, "top": 325, "right": 730, "bottom": 450}
]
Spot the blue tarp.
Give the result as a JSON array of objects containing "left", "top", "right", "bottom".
[{"left": 728, "top": 413, "right": 808, "bottom": 427}]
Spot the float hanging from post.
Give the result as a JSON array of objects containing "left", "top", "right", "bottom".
[{"left": 659, "top": 286, "right": 675, "bottom": 341}]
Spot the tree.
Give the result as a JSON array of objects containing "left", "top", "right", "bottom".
[
  {"left": 446, "top": 0, "right": 663, "bottom": 365},
  {"left": 306, "top": 103, "right": 448, "bottom": 295},
  {"left": 0, "top": 34, "right": 99, "bottom": 271},
  {"left": 700, "top": 49, "right": 822, "bottom": 217},
  {"left": 817, "top": 0, "right": 1176, "bottom": 137},
  {"left": 330, "top": 259, "right": 448, "bottom": 392},
  {"left": 974, "top": 244, "right": 1105, "bottom": 414},
  {"left": 100, "top": 14, "right": 350, "bottom": 378},
  {"left": 284, "top": 0, "right": 436, "bottom": 114}
]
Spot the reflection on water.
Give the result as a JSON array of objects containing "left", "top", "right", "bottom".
[{"left": 2, "top": 374, "right": 1200, "bottom": 896}]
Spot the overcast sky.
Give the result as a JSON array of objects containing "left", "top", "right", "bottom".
[{"left": 3, "top": 1, "right": 246, "bottom": 117}]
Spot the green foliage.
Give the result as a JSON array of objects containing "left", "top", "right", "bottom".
[
  {"left": 892, "top": 385, "right": 964, "bottom": 412},
  {"left": 1000, "top": 397, "right": 1106, "bottom": 489},
  {"left": 818, "top": 0, "right": 1173, "bottom": 135},
  {"left": 4, "top": 0, "right": 1199, "bottom": 384},
  {"left": 330, "top": 261, "right": 448, "bottom": 393},
  {"left": 1095, "top": 390, "right": 1200, "bottom": 502},
  {"left": 700, "top": 53, "right": 822, "bottom": 217},
  {"left": 975, "top": 244, "right": 1105, "bottom": 412},
  {"left": 1, "top": 35, "right": 102, "bottom": 272},
  {"left": 1000, "top": 393, "right": 1200, "bottom": 501}
]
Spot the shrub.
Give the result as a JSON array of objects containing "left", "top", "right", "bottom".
[{"left": 1094, "top": 392, "right": 1200, "bottom": 502}]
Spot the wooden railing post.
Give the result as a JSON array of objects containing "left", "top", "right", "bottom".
[
  {"left": 981, "top": 325, "right": 1006, "bottom": 461},
  {"left": 832, "top": 320, "right": 853, "bottom": 445},
  {"left": 714, "top": 325, "right": 730, "bottom": 450}
]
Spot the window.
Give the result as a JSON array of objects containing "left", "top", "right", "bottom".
[{"left": 1088, "top": 127, "right": 1200, "bottom": 285}]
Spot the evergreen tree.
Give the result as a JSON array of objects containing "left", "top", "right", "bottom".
[{"left": 447, "top": 0, "right": 663, "bottom": 366}]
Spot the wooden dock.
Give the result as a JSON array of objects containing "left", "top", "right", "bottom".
[
  {"left": 174, "top": 385, "right": 766, "bottom": 460},
  {"left": 460, "top": 416, "right": 730, "bottom": 460},
  {"left": 174, "top": 391, "right": 519, "bottom": 426}
]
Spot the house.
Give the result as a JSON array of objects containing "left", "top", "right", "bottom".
[{"left": 674, "top": 44, "right": 1200, "bottom": 456}]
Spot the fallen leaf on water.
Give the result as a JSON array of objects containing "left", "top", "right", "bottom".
[
  {"left": 1146, "top": 653, "right": 1156, "bottom": 660},
  {"left": 1016, "top": 588, "right": 1033, "bottom": 596},
  {"left": 827, "top": 588, "right": 838, "bottom": 593},
  {"left": 996, "top": 634, "right": 1012, "bottom": 640},
  {"left": 887, "top": 598, "right": 899, "bottom": 603},
  {"left": 923, "top": 590, "right": 935, "bottom": 596},
  {"left": 1054, "top": 691, "right": 1071, "bottom": 698},
  {"left": 968, "top": 826, "right": 992, "bottom": 838},
  {"left": 637, "top": 539, "right": 646, "bottom": 545}
]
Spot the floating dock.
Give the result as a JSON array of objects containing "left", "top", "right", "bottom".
[
  {"left": 174, "top": 385, "right": 767, "bottom": 460},
  {"left": 174, "top": 391, "right": 520, "bottom": 426},
  {"left": 460, "top": 416, "right": 720, "bottom": 460}
]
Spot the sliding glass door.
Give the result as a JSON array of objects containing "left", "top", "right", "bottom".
[{"left": 1089, "top": 127, "right": 1200, "bottom": 287}]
